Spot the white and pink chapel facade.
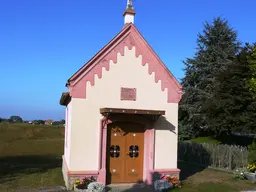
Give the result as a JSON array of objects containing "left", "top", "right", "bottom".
[{"left": 60, "top": 1, "right": 182, "bottom": 189}]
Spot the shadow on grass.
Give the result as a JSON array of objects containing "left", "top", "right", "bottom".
[
  {"left": 0, "top": 155, "right": 62, "bottom": 184},
  {"left": 108, "top": 180, "right": 155, "bottom": 192},
  {"left": 108, "top": 167, "right": 207, "bottom": 192},
  {"left": 178, "top": 160, "right": 206, "bottom": 181},
  {"left": 178, "top": 142, "right": 209, "bottom": 180}
]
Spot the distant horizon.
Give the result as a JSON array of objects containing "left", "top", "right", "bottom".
[
  {"left": 1, "top": 0, "right": 255, "bottom": 120},
  {"left": 0, "top": 114, "right": 64, "bottom": 122},
  {"left": 0, "top": 117, "right": 64, "bottom": 121}
]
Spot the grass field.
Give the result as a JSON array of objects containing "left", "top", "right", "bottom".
[
  {"left": 175, "top": 161, "right": 256, "bottom": 192},
  {"left": 0, "top": 123, "right": 255, "bottom": 192},
  {"left": 0, "top": 123, "right": 65, "bottom": 191}
]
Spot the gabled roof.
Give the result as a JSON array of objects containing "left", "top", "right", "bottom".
[
  {"left": 66, "top": 23, "right": 132, "bottom": 84},
  {"left": 65, "top": 23, "right": 182, "bottom": 103}
]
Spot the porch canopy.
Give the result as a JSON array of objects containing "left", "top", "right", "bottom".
[{"left": 100, "top": 107, "right": 165, "bottom": 119}]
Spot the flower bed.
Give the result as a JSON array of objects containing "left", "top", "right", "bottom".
[
  {"left": 161, "top": 175, "right": 182, "bottom": 189},
  {"left": 247, "top": 162, "right": 256, "bottom": 173},
  {"left": 73, "top": 177, "right": 105, "bottom": 192},
  {"left": 154, "top": 174, "right": 182, "bottom": 191},
  {"left": 233, "top": 162, "right": 256, "bottom": 182}
]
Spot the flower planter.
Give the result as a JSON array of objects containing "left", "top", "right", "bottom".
[
  {"left": 74, "top": 182, "right": 106, "bottom": 192},
  {"left": 244, "top": 172, "right": 256, "bottom": 182},
  {"left": 154, "top": 180, "right": 173, "bottom": 191},
  {"left": 74, "top": 186, "right": 88, "bottom": 192}
]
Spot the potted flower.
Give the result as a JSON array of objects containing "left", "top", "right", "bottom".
[
  {"left": 154, "top": 174, "right": 182, "bottom": 191},
  {"left": 73, "top": 176, "right": 96, "bottom": 191},
  {"left": 162, "top": 175, "right": 182, "bottom": 189},
  {"left": 245, "top": 162, "right": 256, "bottom": 182}
]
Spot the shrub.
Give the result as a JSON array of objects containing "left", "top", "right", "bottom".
[
  {"left": 248, "top": 139, "right": 256, "bottom": 164},
  {"left": 233, "top": 168, "right": 247, "bottom": 180}
]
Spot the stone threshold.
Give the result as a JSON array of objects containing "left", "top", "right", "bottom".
[{"left": 107, "top": 183, "right": 154, "bottom": 192}]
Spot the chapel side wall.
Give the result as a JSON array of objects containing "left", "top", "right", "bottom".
[
  {"left": 68, "top": 46, "right": 178, "bottom": 171},
  {"left": 154, "top": 103, "right": 179, "bottom": 170},
  {"left": 64, "top": 101, "right": 72, "bottom": 169}
]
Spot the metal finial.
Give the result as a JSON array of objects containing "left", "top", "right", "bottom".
[{"left": 127, "top": 0, "right": 133, "bottom": 9}]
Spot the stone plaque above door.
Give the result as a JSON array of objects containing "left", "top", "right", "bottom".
[{"left": 120, "top": 87, "right": 136, "bottom": 101}]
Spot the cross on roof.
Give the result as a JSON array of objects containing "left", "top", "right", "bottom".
[{"left": 127, "top": 0, "right": 133, "bottom": 9}]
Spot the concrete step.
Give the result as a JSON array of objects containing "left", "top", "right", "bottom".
[{"left": 107, "top": 183, "right": 155, "bottom": 192}]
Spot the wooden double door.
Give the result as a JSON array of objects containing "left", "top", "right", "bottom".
[{"left": 106, "top": 122, "right": 145, "bottom": 184}]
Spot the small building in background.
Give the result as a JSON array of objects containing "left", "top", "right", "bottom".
[{"left": 45, "top": 119, "right": 54, "bottom": 125}]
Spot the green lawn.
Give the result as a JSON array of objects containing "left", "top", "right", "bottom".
[
  {"left": 0, "top": 123, "right": 255, "bottom": 192},
  {"left": 187, "top": 136, "right": 221, "bottom": 144},
  {"left": 0, "top": 123, "right": 65, "bottom": 191},
  {"left": 175, "top": 161, "right": 256, "bottom": 192}
]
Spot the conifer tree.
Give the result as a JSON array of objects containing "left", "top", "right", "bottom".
[
  {"left": 247, "top": 44, "right": 256, "bottom": 95},
  {"left": 243, "top": 44, "right": 256, "bottom": 133},
  {"left": 207, "top": 44, "right": 254, "bottom": 134},
  {"left": 179, "top": 17, "right": 240, "bottom": 139}
]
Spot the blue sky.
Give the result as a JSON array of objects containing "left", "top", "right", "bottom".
[{"left": 0, "top": 0, "right": 255, "bottom": 120}]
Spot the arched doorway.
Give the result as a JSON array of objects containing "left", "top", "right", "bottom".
[
  {"left": 106, "top": 121, "right": 145, "bottom": 184},
  {"left": 98, "top": 108, "right": 165, "bottom": 185}
]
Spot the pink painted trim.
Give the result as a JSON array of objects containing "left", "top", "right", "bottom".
[
  {"left": 145, "top": 128, "right": 155, "bottom": 184},
  {"left": 143, "top": 129, "right": 149, "bottom": 182},
  {"left": 152, "top": 169, "right": 181, "bottom": 174},
  {"left": 63, "top": 156, "right": 99, "bottom": 176},
  {"left": 67, "top": 24, "right": 182, "bottom": 103},
  {"left": 67, "top": 171, "right": 99, "bottom": 176},
  {"left": 98, "top": 117, "right": 106, "bottom": 170},
  {"left": 97, "top": 117, "right": 108, "bottom": 184},
  {"left": 65, "top": 107, "right": 68, "bottom": 148}
]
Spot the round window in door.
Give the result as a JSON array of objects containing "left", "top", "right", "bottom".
[
  {"left": 129, "top": 145, "right": 139, "bottom": 158},
  {"left": 110, "top": 145, "right": 120, "bottom": 158}
]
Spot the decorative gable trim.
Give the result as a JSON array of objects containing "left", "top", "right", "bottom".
[{"left": 67, "top": 24, "right": 182, "bottom": 103}]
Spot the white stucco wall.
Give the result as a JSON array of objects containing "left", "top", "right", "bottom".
[
  {"left": 64, "top": 102, "right": 72, "bottom": 168},
  {"left": 124, "top": 14, "right": 134, "bottom": 24},
  {"left": 68, "top": 46, "right": 179, "bottom": 171}
]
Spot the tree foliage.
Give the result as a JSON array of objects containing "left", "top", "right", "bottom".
[
  {"left": 248, "top": 139, "right": 256, "bottom": 163},
  {"left": 36, "top": 120, "right": 45, "bottom": 124},
  {"left": 247, "top": 44, "right": 256, "bottom": 95},
  {"left": 207, "top": 44, "right": 256, "bottom": 134},
  {"left": 179, "top": 17, "right": 241, "bottom": 139},
  {"left": 9, "top": 116, "right": 23, "bottom": 123},
  {"left": 52, "top": 120, "right": 65, "bottom": 126}
]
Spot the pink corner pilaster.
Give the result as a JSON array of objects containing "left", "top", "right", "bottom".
[
  {"left": 145, "top": 128, "right": 155, "bottom": 184},
  {"left": 97, "top": 117, "right": 108, "bottom": 185}
]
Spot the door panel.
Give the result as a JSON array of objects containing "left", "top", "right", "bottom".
[
  {"left": 106, "top": 125, "right": 126, "bottom": 183},
  {"left": 125, "top": 127, "right": 144, "bottom": 183},
  {"left": 106, "top": 122, "right": 144, "bottom": 184}
]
